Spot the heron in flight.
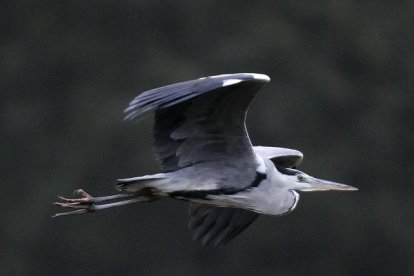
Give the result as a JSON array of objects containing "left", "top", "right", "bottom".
[{"left": 54, "top": 73, "right": 357, "bottom": 246}]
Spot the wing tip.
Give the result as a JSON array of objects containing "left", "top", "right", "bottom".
[
  {"left": 251, "top": 73, "right": 271, "bottom": 83},
  {"left": 220, "top": 73, "right": 270, "bottom": 87},
  {"left": 207, "top": 73, "right": 270, "bottom": 84}
]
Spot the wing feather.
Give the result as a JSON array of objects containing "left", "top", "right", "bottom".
[
  {"left": 125, "top": 73, "right": 270, "bottom": 175},
  {"left": 189, "top": 203, "right": 258, "bottom": 247}
]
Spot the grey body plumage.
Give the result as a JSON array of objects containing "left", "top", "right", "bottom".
[{"left": 54, "top": 73, "right": 357, "bottom": 247}]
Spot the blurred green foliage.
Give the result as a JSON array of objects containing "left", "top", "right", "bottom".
[{"left": 1, "top": 1, "right": 413, "bottom": 275}]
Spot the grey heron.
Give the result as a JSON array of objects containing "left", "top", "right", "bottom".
[{"left": 54, "top": 73, "right": 357, "bottom": 247}]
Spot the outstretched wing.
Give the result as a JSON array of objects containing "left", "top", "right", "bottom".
[
  {"left": 124, "top": 73, "right": 270, "bottom": 174},
  {"left": 189, "top": 203, "right": 258, "bottom": 247}
]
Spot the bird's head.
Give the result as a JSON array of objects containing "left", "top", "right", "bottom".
[{"left": 275, "top": 166, "right": 358, "bottom": 192}]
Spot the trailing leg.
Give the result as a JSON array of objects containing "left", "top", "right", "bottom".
[{"left": 53, "top": 188, "right": 158, "bottom": 217}]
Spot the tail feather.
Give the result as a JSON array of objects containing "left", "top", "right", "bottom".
[{"left": 116, "top": 174, "right": 166, "bottom": 192}]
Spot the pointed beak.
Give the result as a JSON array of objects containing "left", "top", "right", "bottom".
[{"left": 306, "top": 177, "right": 358, "bottom": 191}]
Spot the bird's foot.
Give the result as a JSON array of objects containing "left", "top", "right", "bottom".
[{"left": 53, "top": 189, "right": 97, "bottom": 217}]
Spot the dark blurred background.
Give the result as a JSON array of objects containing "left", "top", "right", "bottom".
[{"left": 1, "top": 1, "right": 413, "bottom": 275}]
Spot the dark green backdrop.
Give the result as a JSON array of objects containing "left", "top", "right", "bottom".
[{"left": 1, "top": 1, "right": 413, "bottom": 275}]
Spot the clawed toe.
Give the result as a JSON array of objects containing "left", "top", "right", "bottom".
[
  {"left": 53, "top": 189, "right": 97, "bottom": 217},
  {"left": 73, "top": 189, "right": 92, "bottom": 199},
  {"left": 56, "top": 189, "right": 94, "bottom": 204},
  {"left": 52, "top": 209, "right": 89, "bottom": 217},
  {"left": 54, "top": 201, "right": 86, "bottom": 208},
  {"left": 57, "top": 196, "right": 91, "bottom": 204}
]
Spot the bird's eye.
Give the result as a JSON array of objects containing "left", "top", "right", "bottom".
[{"left": 297, "top": 175, "right": 305, "bottom": 181}]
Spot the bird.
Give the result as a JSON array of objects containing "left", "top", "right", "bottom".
[{"left": 54, "top": 73, "right": 357, "bottom": 247}]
